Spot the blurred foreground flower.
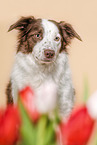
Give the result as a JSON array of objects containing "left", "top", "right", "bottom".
[
  {"left": 0, "top": 105, "right": 20, "bottom": 145},
  {"left": 59, "top": 106, "right": 95, "bottom": 145},
  {"left": 18, "top": 86, "right": 59, "bottom": 145},
  {"left": 19, "top": 80, "right": 57, "bottom": 121},
  {"left": 86, "top": 91, "right": 97, "bottom": 120},
  {"left": 0, "top": 85, "right": 96, "bottom": 145},
  {"left": 19, "top": 86, "right": 40, "bottom": 123},
  {"left": 58, "top": 90, "right": 97, "bottom": 145}
]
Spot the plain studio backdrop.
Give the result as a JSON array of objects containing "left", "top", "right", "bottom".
[{"left": 0, "top": 0, "right": 97, "bottom": 107}]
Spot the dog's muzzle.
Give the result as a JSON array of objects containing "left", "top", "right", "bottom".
[{"left": 44, "top": 49, "right": 55, "bottom": 62}]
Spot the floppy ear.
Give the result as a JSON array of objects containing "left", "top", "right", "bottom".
[
  {"left": 59, "top": 21, "right": 82, "bottom": 46},
  {"left": 8, "top": 16, "right": 35, "bottom": 32}
]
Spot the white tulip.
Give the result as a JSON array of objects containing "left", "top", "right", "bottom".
[{"left": 87, "top": 91, "right": 97, "bottom": 119}]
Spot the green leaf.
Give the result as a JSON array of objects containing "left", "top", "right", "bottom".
[
  {"left": 36, "top": 115, "right": 48, "bottom": 145},
  {"left": 83, "top": 77, "right": 89, "bottom": 103},
  {"left": 44, "top": 121, "right": 55, "bottom": 145},
  {"left": 16, "top": 141, "right": 27, "bottom": 145},
  {"left": 96, "top": 139, "right": 97, "bottom": 145},
  {"left": 44, "top": 110, "right": 60, "bottom": 145},
  {"left": 48, "top": 143, "right": 57, "bottom": 145},
  {"left": 18, "top": 98, "right": 35, "bottom": 145},
  {"left": 94, "top": 130, "right": 97, "bottom": 145}
]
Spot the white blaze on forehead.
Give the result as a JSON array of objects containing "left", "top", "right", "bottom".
[{"left": 41, "top": 19, "right": 61, "bottom": 41}]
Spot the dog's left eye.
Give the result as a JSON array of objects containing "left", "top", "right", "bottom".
[{"left": 54, "top": 36, "right": 60, "bottom": 41}]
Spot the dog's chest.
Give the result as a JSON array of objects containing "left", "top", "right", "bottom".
[
  {"left": 23, "top": 66, "right": 56, "bottom": 89},
  {"left": 11, "top": 52, "right": 68, "bottom": 103},
  {"left": 12, "top": 54, "right": 56, "bottom": 87},
  {"left": 12, "top": 63, "right": 55, "bottom": 89}
]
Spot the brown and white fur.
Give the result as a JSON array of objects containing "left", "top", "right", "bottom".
[{"left": 6, "top": 16, "right": 81, "bottom": 117}]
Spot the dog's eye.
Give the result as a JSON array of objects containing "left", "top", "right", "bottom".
[
  {"left": 34, "top": 33, "right": 43, "bottom": 40},
  {"left": 35, "top": 33, "right": 40, "bottom": 38},
  {"left": 30, "top": 32, "right": 43, "bottom": 40},
  {"left": 54, "top": 36, "right": 60, "bottom": 41}
]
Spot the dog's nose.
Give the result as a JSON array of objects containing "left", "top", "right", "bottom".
[{"left": 44, "top": 49, "right": 55, "bottom": 59}]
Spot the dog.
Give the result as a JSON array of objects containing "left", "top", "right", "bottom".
[{"left": 6, "top": 16, "right": 81, "bottom": 117}]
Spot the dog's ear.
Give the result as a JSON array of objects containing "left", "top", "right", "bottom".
[
  {"left": 59, "top": 21, "right": 82, "bottom": 46},
  {"left": 8, "top": 16, "right": 35, "bottom": 32}
]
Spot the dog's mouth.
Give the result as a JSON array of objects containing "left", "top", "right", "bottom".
[
  {"left": 35, "top": 57, "right": 55, "bottom": 64},
  {"left": 43, "top": 58, "right": 54, "bottom": 62}
]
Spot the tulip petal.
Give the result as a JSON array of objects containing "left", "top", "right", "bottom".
[
  {"left": 59, "top": 106, "right": 95, "bottom": 145},
  {"left": 19, "top": 86, "right": 40, "bottom": 122},
  {"left": 0, "top": 105, "right": 20, "bottom": 145}
]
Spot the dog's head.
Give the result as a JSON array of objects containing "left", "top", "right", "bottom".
[{"left": 8, "top": 16, "right": 82, "bottom": 64}]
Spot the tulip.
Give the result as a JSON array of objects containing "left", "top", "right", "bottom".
[
  {"left": 0, "top": 105, "right": 21, "bottom": 145},
  {"left": 18, "top": 86, "right": 58, "bottom": 145},
  {"left": 19, "top": 86, "right": 40, "bottom": 122},
  {"left": 58, "top": 90, "right": 97, "bottom": 145},
  {"left": 58, "top": 106, "right": 95, "bottom": 145},
  {"left": 86, "top": 91, "right": 97, "bottom": 120}
]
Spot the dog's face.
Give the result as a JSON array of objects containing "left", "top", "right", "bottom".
[
  {"left": 33, "top": 19, "right": 62, "bottom": 63},
  {"left": 8, "top": 16, "right": 81, "bottom": 64}
]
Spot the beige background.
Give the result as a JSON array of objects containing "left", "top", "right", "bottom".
[
  {"left": 0, "top": 0, "right": 97, "bottom": 108},
  {"left": 0, "top": 1, "right": 97, "bottom": 144}
]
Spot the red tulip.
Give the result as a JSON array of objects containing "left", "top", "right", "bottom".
[
  {"left": 19, "top": 86, "right": 40, "bottom": 122},
  {"left": 59, "top": 106, "right": 95, "bottom": 145},
  {"left": 0, "top": 105, "right": 21, "bottom": 145}
]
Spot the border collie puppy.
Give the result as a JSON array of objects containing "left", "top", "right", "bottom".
[{"left": 6, "top": 16, "right": 81, "bottom": 117}]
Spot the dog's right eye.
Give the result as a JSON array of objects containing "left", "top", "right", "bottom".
[
  {"left": 35, "top": 33, "right": 40, "bottom": 38},
  {"left": 29, "top": 32, "right": 43, "bottom": 41},
  {"left": 34, "top": 33, "right": 43, "bottom": 40}
]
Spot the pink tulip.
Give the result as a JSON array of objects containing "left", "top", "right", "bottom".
[
  {"left": 0, "top": 105, "right": 21, "bottom": 145},
  {"left": 19, "top": 86, "right": 40, "bottom": 122}
]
